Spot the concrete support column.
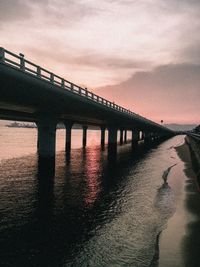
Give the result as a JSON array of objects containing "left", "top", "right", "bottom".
[
  {"left": 152, "top": 133, "right": 156, "bottom": 142},
  {"left": 160, "top": 134, "right": 167, "bottom": 141},
  {"left": 155, "top": 134, "right": 160, "bottom": 142},
  {"left": 37, "top": 117, "right": 57, "bottom": 158},
  {"left": 152, "top": 132, "right": 158, "bottom": 142},
  {"left": 144, "top": 132, "right": 151, "bottom": 145},
  {"left": 82, "top": 126, "right": 88, "bottom": 148},
  {"left": 108, "top": 127, "right": 118, "bottom": 152},
  {"left": 120, "top": 129, "right": 123, "bottom": 145},
  {"left": 124, "top": 130, "right": 127, "bottom": 144},
  {"left": 131, "top": 130, "right": 139, "bottom": 149},
  {"left": 141, "top": 131, "right": 145, "bottom": 141},
  {"left": 64, "top": 121, "right": 73, "bottom": 152},
  {"left": 101, "top": 126, "right": 106, "bottom": 148}
]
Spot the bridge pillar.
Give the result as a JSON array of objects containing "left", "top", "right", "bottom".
[
  {"left": 108, "top": 127, "right": 118, "bottom": 153},
  {"left": 144, "top": 132, "right": 152, "bottom": 145},
  {"left": 37, "top": 117, "right": 57, "bottom": 158},
  {"left": 120, "top": 129, "right": 123, "bottom": 145},
  {"left": 124, "top": 130, "right": 127, "bottom": 144},
  {"left": 160, "top": 134, "right": 167, "bottom": 141},
  {"left": 141, "top": 131, "right": 145, "bottom": 141},
  {"left": 82, "top": 126, "right": 88, "bottom": 148},
  {"left": 101, "top": 126, "right": 106, "bottom": 148},
  {"left": 64, "top": 121, "right": 73, "bottom": 152},
  {"left": 131, "top": 130, "right": 139, "bottom": 149},
  {"left": 152, "top": 132, "right": 158, "bottom": 142},
  {"left": 155, "top": 133, "right": 160, "bottom": 142}
]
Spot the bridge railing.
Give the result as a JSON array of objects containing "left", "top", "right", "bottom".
[{"left": 0, "top": 47, "right": 170, "bottom": 131}]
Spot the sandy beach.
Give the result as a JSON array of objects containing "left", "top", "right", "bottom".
[{"left": 158, "top": 138, "right": 200, "bottom": 267}]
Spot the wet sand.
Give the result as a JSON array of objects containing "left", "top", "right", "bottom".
[{"left": 158, "top": 139, "right": 200, "bottom": 267}]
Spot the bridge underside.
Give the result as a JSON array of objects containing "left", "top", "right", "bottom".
[{"left": 0, "top": 63, "right": 174, "bottom": 159}]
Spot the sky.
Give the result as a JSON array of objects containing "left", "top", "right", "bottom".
[{"left": 0, "top": 0, "right": 199, "bottom": 124}]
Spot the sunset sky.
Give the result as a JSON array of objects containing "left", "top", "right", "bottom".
[{"left": 1, "top": 0, "right": 199, "bottom": 124}]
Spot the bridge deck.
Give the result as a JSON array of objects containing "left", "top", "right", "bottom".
[{"left": 0, "top": 47, "right": 172, "bottom": 134}]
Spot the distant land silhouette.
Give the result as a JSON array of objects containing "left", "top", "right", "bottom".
[
  {"left": 164, "top": 124, "right": 197, "bottom": 131},
  {"left": 0, "top": 120, "right": 98, "bottom": 130},
  {"left": 0, "top": 120, "right": 196, "bottom": 131}
]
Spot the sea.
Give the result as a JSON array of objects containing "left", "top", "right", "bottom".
[{"left": 0, "top": 125, "right": 198, "bottom": 267}]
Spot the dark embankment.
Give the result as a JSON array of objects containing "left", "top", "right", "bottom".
[{"left": 185, "top": 135, "right": 200, "bottom": 188}]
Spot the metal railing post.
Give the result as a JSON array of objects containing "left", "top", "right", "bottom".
[
  {"left": 0, "top": 47, "right": 5, "bottom": 62},
  {"left": 50, "top": 73, "right": 54, "bottom": 83},
  {"left": 20, "top": 54, "right": 25, "bottom": 70},
  {"left": 37, "top": 66, "right": 41, "bottom": 77},
  {"left": 61, "top": 79, "right": 65, "bottom": 88}
]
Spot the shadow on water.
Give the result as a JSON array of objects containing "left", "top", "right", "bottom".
[
  {"left": 0, "top": 141, "right": 159, "bottom": 267},
  {"left": 37, "top": 157, "right": 55, "bottom": 218}
]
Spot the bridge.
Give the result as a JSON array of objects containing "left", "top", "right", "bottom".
[{"left": 0, "top": 47, "right": 174, "bottom": 159}]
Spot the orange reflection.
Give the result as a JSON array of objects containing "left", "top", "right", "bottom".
[{"left": 84, "top": 148, "right": 102, "bottom": 207}]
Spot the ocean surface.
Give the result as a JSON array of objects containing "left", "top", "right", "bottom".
[{"left": 0, "top": 127, "right": 194, "bottom": 266}]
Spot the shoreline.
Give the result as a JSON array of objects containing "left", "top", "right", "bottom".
[{"left": 157, "top": 138, "right": 200, "bottom": 267}]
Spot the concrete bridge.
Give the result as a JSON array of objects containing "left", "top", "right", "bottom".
[{"left": 0, "top": 47, "right": 174, "bottom": 159}]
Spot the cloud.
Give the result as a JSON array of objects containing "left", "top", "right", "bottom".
[
  {"left": 30, "top": 47, "right": 150, "bottom": 70},
  {"left": 0, "top": 0, "right": 99, "bottom": 23},
  {"left": 181, "top": 44, "right": 200, "bottom": 64},
  {"left": 96, "top": 63, "right": 200, "bottom": 124},
  {"left": 0, "top": 0, "right": 199, "bottom": 123},
  {"left": 0, "top": 0, "right": 32, "bottom": 22},
  {"left": 1, "top": 0, "right": 200, "bottom": 89}
]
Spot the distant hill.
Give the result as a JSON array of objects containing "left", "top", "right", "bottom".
[
  {"left": 164, "top": 124, "right": 197, "bottom": 131},
  {"left": 0, "top": 120, "right": 197, "bottom": 132}
]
